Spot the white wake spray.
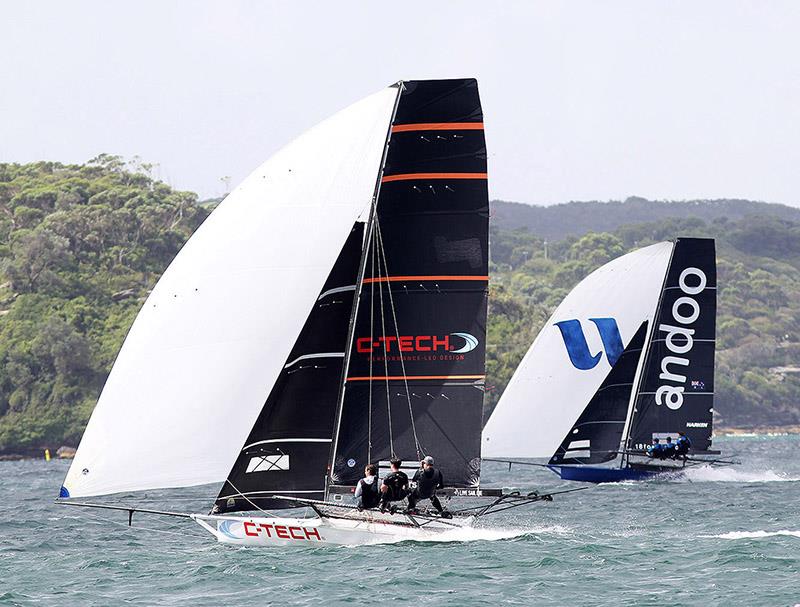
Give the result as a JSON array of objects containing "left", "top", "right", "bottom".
[
  {"left": 682, "top": 465, "right": 800, "bottom": 483},
  {"left": 702, "top": 530, "right": 800, "bottom": 540}
]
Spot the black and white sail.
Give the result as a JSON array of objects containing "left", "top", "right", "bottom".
[
  {"left": 483, "top": 242, "right": 674, "bottom": 458},
  {"left": 625, "top": 238, "right": 716, "bottom": 453},
  {"left": 62, "top": 85, "right": 400, "bottom": 499},
  {"left": 484, "top": 237, "right": 717, "bottom": 466},
  {"left": 329, "top": 79, "right": 489, "bottom": 489},
  {"left": 214, "top": 224, "right": 364, "bottom": 513}
]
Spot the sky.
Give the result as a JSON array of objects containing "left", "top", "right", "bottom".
[{"left": 1, "top": 1, "right": 799, "bottom": 207}]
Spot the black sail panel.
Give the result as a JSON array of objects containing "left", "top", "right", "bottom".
[
  {"left": 330, "top": 79, "right": 488, "bottom": 488},
  {"left": 627, "top": 238, "right": 716, "bottom": 453},
  {"left": 549, "top": 322, "right": 648, "bottom": 465},
  {"left": 214, "top": 223, "right": 364, "bottom": 513}
]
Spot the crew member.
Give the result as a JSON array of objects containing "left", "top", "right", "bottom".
[
  {"left": 675, "top": 432, "right": 692, "bottom": 457},
  {"left": 354, "top": 464, "right": 380, "bottom": 510},
  {"left": 646, "top": 438, "right": 665, "bottom": 459},
  {"left": 663, "top": 436, "right": 677, "bottom": 459},
  {"left": 380, "top": 459, "right": 409, "bottom": 513},
  {"left": 407, "top": 456, "right": 451, "bottom": 518}
]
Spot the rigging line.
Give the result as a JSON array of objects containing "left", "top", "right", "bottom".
[
  {"left": 368, "top": 219, "right": 375, "bottom": 464},
  {"left": 375, "top": 230, "right": 394, "bottom": 459},
  {"left": 375, "top": 217, "right": 422, "bottom": 458},
  {"left": 86, "top": 511, "right": 202, "bottom": 538},
  {"left": 218, "top": 477, "right": 279, "bottom": 518}
]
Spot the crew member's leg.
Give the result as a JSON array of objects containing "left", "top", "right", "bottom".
[
  {"left": 406, "top": 489, "right": 419, "bottom": 511},
  {"left": 430, "top": 495, "right": 444, "bottom": 513}
]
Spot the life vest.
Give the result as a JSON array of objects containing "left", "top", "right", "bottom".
[
  {"left": 358, "top": 476, "right": 380, "bottom": 508},
  {"left": 414, "top": 468, "right": 443, "bottom": 498}
]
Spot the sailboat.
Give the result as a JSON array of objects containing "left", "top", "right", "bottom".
[
  {"left": 483, "top": 238, "right": 731, "bottom": 482},
  {"left": 58, "top": 79, "right": 574, "bottom": 546}
]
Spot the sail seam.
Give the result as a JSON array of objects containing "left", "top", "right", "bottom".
[
  {"left": 391, "top": 122, "right": 484, "bottom": 132},
  {"left": 283, "top": 352, "right": 344, "bottom": 369},
  {"left": 243, "top": 438, "right": 332, "bottom": 450},
  {"left": 347, "top": 375, "right": 485, "bottom": 381},
  {"left": 317, "top": 285, "right": 356, "bottom": 300},
  {"left": 363, "top": 275, "right": 488, "bottom": 284},
  {"left": 382, "top": 172, "right": 487, "bottom": 182}
]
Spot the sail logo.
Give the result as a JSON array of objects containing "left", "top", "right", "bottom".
[
  {"left": 656, "top": 267, "right": 707, "bottom": 411},
  {"left": 356, "top": 333, "right": 478, "bottom": 354},
  {"left": 554, "top": 318, "right": 624, "bottom": 370}
]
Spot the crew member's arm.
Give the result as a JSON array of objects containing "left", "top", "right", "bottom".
[{"left": 354, "top": 480, "right": 363, "bottom": 499}]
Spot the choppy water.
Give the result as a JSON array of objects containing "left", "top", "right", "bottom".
[{"left": 2, "top": 435, "right": 799, "bottom": 606}]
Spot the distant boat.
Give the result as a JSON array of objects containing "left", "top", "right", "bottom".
[
  {"left": 58, "top": 79, "right": 574, "bottom": 546},
  {"left": 483, "top": 238, "right": 732, "bottom": 482}
]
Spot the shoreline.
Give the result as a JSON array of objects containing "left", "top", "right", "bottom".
[
  {"left": 715, "top": 425, "right": 800, "bottom": 436},
  {"left": 2, "top": 426, "right": 799, "bottom": 461}
]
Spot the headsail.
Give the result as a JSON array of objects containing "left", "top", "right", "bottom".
[
  {"left": 61, "top": 87, "right": 398, "bottom": 499},
  {"left": 329, "top": 79, "right": 489, "bottom": 488},
  {"left": 213, "top": 224, "right": 365, "bottom": 513},
  {"left": 482, "top": 242, "right": 674, "bottom": 458},
  {"left": 548, "top": 321, "right": 648, "bottom": 465},
  {"left": 625, "top": 238, "right": 716, "bottom": 453}
]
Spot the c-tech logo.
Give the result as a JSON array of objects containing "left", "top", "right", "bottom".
[
  {"left": 356, "top": 332, "right": 479, "bottom": 354},
  {"left": 554, "top": 318, "right": 624, "bottom": 370}
]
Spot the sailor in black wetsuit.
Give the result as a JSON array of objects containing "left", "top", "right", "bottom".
[
  {"left": 675, "top": 432, "right": 692, "bottom": 458},
  {"left": 379, "top": 459, "right": 409, "bottom": 513},
  {"left": 407, "top": 456, "right": 450, "bottom": 517},
  {"left": 354, "top": 464, "right": 380, "bottom": 510}
]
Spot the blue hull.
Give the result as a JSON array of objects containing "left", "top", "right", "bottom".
[{"left": 548, "top": 465, "right": 659, "bottom": 483}]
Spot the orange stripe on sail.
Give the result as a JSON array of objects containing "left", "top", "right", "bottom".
[
  {"left": 391, "top": 122, "right": 484, "bottom": 133},
  {"left": 361, "top": 275, "right": 488, "bottom": 284},
  {"left": 381, "top": 172, "right": 487, "bottom": 183},
  {"left": 346, "top": 375, "right": 486, "bottom": 382}
]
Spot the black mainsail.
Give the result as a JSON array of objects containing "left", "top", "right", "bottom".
[
  {"left": 625, "top": 238, "right": 717, "bottom": 454},
  {"left": 329, "top": 79, "right": 489, "bottom": 489}
]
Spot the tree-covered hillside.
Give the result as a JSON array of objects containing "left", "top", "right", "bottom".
[
  {"left": 0, "top": 160, "right": 798, "bottom": 453},
  {"left": 0, "top": 158, "right": 207, "bottom": 453},
  {"left": 493, "top": 197, "right": 800, "bottom": 241}
]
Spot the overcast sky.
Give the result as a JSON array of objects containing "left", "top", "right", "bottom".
[{"left": 2, "top": 1, "right": 799, "bottom": 207}]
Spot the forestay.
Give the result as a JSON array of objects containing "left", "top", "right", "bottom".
[
  {"left": 62, "top": 87, "right": 398, "bottom": 498},
  {"left": 482, "top": 242, "right": 673, "bottom": 458}
]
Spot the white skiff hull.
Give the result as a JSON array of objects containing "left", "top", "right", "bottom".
[{"left": 192, "top": 512, "right": 474, "bottom": 547}]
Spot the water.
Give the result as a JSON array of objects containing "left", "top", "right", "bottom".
[{"left": 2, "top": 435, "right": 799, "bottom": 606}]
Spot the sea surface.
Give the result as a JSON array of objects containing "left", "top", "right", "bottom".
[{"left": 2, "top": 434, "right": 799, "bottom": 606}]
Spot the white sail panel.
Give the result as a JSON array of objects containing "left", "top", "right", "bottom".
[
  {"left": 482, "top": 242, "right": 674, "bottom": 458},
  {"left": 62, "top": 86, "right": 398, "bottom": 498}
]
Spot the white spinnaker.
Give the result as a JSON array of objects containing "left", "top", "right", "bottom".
[
  {"left": 482, "top": 242, "right": 674, "bottom": 458},
  {"left": 62, "top": 87, "right": 398, "bottom": 498}
]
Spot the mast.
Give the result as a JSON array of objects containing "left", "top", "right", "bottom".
[
  {"left": 326, "top": 84, "right": 404, "bottom": 498},
  {"left": 329, "top": 79, "right": 490, "bottom": 489},
  {"left": 619, "top": 241, "right": 677, "bottom": 469}
]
